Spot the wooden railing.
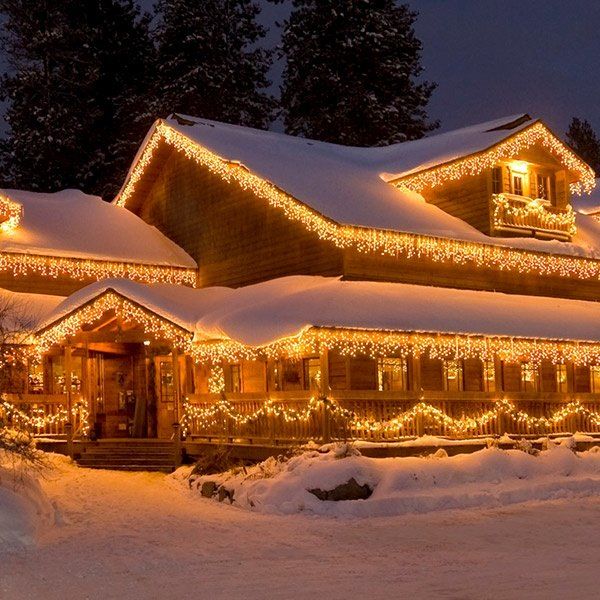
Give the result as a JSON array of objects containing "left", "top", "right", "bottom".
[
  {"left": 1, "top": 393, "right": 88, "bottom": 438},
  {"left": 491, "top": 193, "right": 575, "bottom": 240},
  {"left": 183, "top": 391, "right": 600, "bottom": 443}
]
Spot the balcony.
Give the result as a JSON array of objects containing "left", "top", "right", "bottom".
[{"left": 491, "top": 193, "right": 576, "bottom": 241}]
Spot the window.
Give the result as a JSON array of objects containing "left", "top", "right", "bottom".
[
  {"left": 483, "top": 360, "right": 496, "bottom": 392},
  {"left": 443, "top": 359, "right": 464, "bottom": 391},
  {"left": 28, "top": 361, "right": 44, "bottom": 394},
  {"left": 536, "top": 174, "right": 550, "bottom": 200},
  {"left": 591, "top": 366, "right": 600, "bottom": 393},
  {"left": 159, "top": 360, "right": 174, "bottom": 402},
  {"left": 227, "top": 364, "right": 242, "bottom": 393},
  {"left": 521, "top": 362, "right": 539, "bottom": 392},
  {"left": 556, "top": 364, "right": 569, "bottom": 393},
  {"left": 491, "top": 166, "right": 503, "bottom": 194},
  {"left": 303, "top": 357, "right": 321, "bottom": 391},
  {"left": 512, "top": 174, "right": 524, "bottom": 196},
  {"left": 377, "top": 357, "right": 409, "bottom": 391}
]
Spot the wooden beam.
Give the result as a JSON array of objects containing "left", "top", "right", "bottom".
[{"left": 172, "top": 348, "right": 181, "bottom": 424}]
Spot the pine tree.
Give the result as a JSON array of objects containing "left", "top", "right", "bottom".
[
  {"left": 278, "top": 0, "right": 438, "bottom": 146},
  {"left": 566, "top": 117, "right": 600, "bottom": 176},
  {"left": 0, "top": 0, "right": 156, "bottom": 197},
  {"left": 154, "top": 0, "right": 275, "bottom": 129}
]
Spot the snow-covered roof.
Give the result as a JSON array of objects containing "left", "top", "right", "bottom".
[
  {"left": 118, "top": 114, "right": 600, "bottom": 260},
  {"left": 37, "top": 276, "right": 600, "bottom": 345},
  {"left": 0, "top": 189, "right": 196, "bottom": 268}
]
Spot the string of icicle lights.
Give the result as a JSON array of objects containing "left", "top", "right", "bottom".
[
  {"left": 391, "top": 121, "right": 595, "bottom": 195},
  {"left": 35, "top": 291, "right": 192, "bottom": 354},
  {"left": 191, "top": 327, "right": 600, "bottom": 368},
  {"left": 0, "top": 252, "right": 196, "bottom": 286},
  {"left": 115, "top": 121, "right": 600, "bottom": 283},
  {"left": 181, "top": 396, "right": 600, "bottom": 437}
]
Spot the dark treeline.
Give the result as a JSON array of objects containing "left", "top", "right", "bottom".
[{"left": 0, "top": 0, "right": 437, "bottom": 198}]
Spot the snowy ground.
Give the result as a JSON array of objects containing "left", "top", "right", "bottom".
[{"left": 2, "top": 448, "right": 600, "bottom": 599}]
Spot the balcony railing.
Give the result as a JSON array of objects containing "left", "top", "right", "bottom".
[{"left": 492, "top": 193, "right": 576, "bottom": 240}]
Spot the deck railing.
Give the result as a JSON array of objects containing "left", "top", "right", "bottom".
[
  {"left": 182, "top": 391, "right": 600, "bottom": 443},
  {"left": 491, "top": 193, "right": 576, "bottom": 240},
  {"left": 0, "top": 393, "right": 89, "bottom": 437}
]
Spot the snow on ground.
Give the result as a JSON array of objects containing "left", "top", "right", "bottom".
[
  {"left": 3, "top": 446, "right": 600, "bottom": 599},
  {"left": 0, "top": 452, "right": 56, "bottom": 552},
  {"left": 181, "top": 441, "right": 600, "bottom": 517}
]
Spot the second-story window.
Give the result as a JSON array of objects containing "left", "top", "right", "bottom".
[
  {"left": 512, "top": 174, "right": 524, "bottom": 196},
  {"left": 537, "top": 174, "right": 550, "bottom": 200},
  {"left": 591, "top": 366, "right": 600, "bottom": 393},
  {"left": 483, "top": 359, "right": 496, "bottom": 392},
  {"left": 227, "top": 364, "right": 241, "bottom": 393}
]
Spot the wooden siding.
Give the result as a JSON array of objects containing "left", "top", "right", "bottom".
[
  {"left": 134, "top": 149, "right": 343, "bottom": 288},
  {"left": 348, "top": 356, "right": 377, "bottom": 390},
  {"left": 421, "top": 172, "right": 491, "bottom": 234}
]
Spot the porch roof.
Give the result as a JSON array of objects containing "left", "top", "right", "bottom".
[{"left": 36, "top": 276, "right": 600, "bottom": 347}]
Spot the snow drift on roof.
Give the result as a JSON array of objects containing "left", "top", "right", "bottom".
[
  {"left": 39, "top": 276, "right": 600, "bottom": 346},
  {"left": 0, "top": 189, "right": 196, "bottom": 268},
  {"left": 157, "top": 114, "right": 600, "bottom": 260}
]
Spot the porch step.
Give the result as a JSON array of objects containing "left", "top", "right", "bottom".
[{"left": 75, "top": 440, "right": 178, "bottom": 472}]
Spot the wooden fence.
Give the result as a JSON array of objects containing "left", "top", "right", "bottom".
[{"left": 182, "top": 391, "right": 600, "bottom": 443}]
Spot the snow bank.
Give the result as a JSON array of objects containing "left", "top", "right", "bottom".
[
  {"left": 180, "top": 441, "right": 600, "bottom": 517},
  {"left": 0, "top": 451, "right": 59, "bottom": 552}
]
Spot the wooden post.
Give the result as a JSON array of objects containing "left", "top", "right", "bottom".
[
  {"left": 64, "top": 344, "right": 73, "bottom": 425},
  {"left": 171, "top": 348, "right": 181, "bottom": 425},
  {"left": 172, "top": 422, "right": 182, "bottom": 468},
  {"left": 65, "top": 422, "right": 74, "bottom": 459},
  {"left": 320, "top": 348, "right": 331, "bottom": 443}
]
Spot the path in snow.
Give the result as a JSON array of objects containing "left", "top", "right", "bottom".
[{"left": 1, "top": 463, "right": 599, "bottom": 600}]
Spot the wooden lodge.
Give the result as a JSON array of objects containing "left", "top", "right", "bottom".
[{"left": 3, "top": 112, "right": 600, "bottom": 449}]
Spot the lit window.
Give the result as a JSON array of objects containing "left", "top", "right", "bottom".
[
  {"left": 227, "top": 364, "right": 241, "bottom": 393},
  {"left": 303, "top": 358, "right": 321, "bottom": 391},
  {"left": 159, "top": 360, "right": 174, "bottom": 402},
  {"left": 537, "top": 174, "right": 550, "bottom": 200},
  {"left": 28, "top": 361, "right": 44, "bottom": 394},
  {"left": 377, "top": 357, "right": 408, "bottom": 391},
  {"left": 591, "top": 366, "right": 600, "bottom": 393},
  {"left": 443, "top": 359, "right": 464, "bottom": 391},
  {"left": 483, "top": 360, "right": 496, "bottom": 392},
  {"left": 521, "top": 362, "right": 539, "bottom": 392},
  {"left": 512, "top": 175, "right": 524, "bottom": 196},
  {"left": 556, "top": 364, "right": 569, "bottom": 393}
]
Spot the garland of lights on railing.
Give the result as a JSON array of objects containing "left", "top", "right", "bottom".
[
  {"left": 35, "top": 291, "right": 193, "bottom": 354},
  {"left": 391, "top": 122, "right": 595, "bottom": 195},
  {"left": 1, "top": 398, "right": 90, "bottom": 436},
  {"left": 492, "top": 193, "right": 578, "bottom": 237},
  {"left": 192, "top": 327, "right": 600, "bottom": 368},
  {"left": 181, "top": 395, "right": 600, "bottom": 438},
  {"left": 0, "top": 252, "right": 196, "bottom": 286},
  {"left": 114, "top": 120, "right": 600, "bottom": 284},
  {"left": 0, "top": 194, "right": 22, "bottom": 234}
]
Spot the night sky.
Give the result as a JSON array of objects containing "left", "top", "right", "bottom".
[
  {"left": 234, "top": 0, "right": 600, "bottom": 136},
  {"left": 5, "top": 1, "right": 600, "bottom": 138}
]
